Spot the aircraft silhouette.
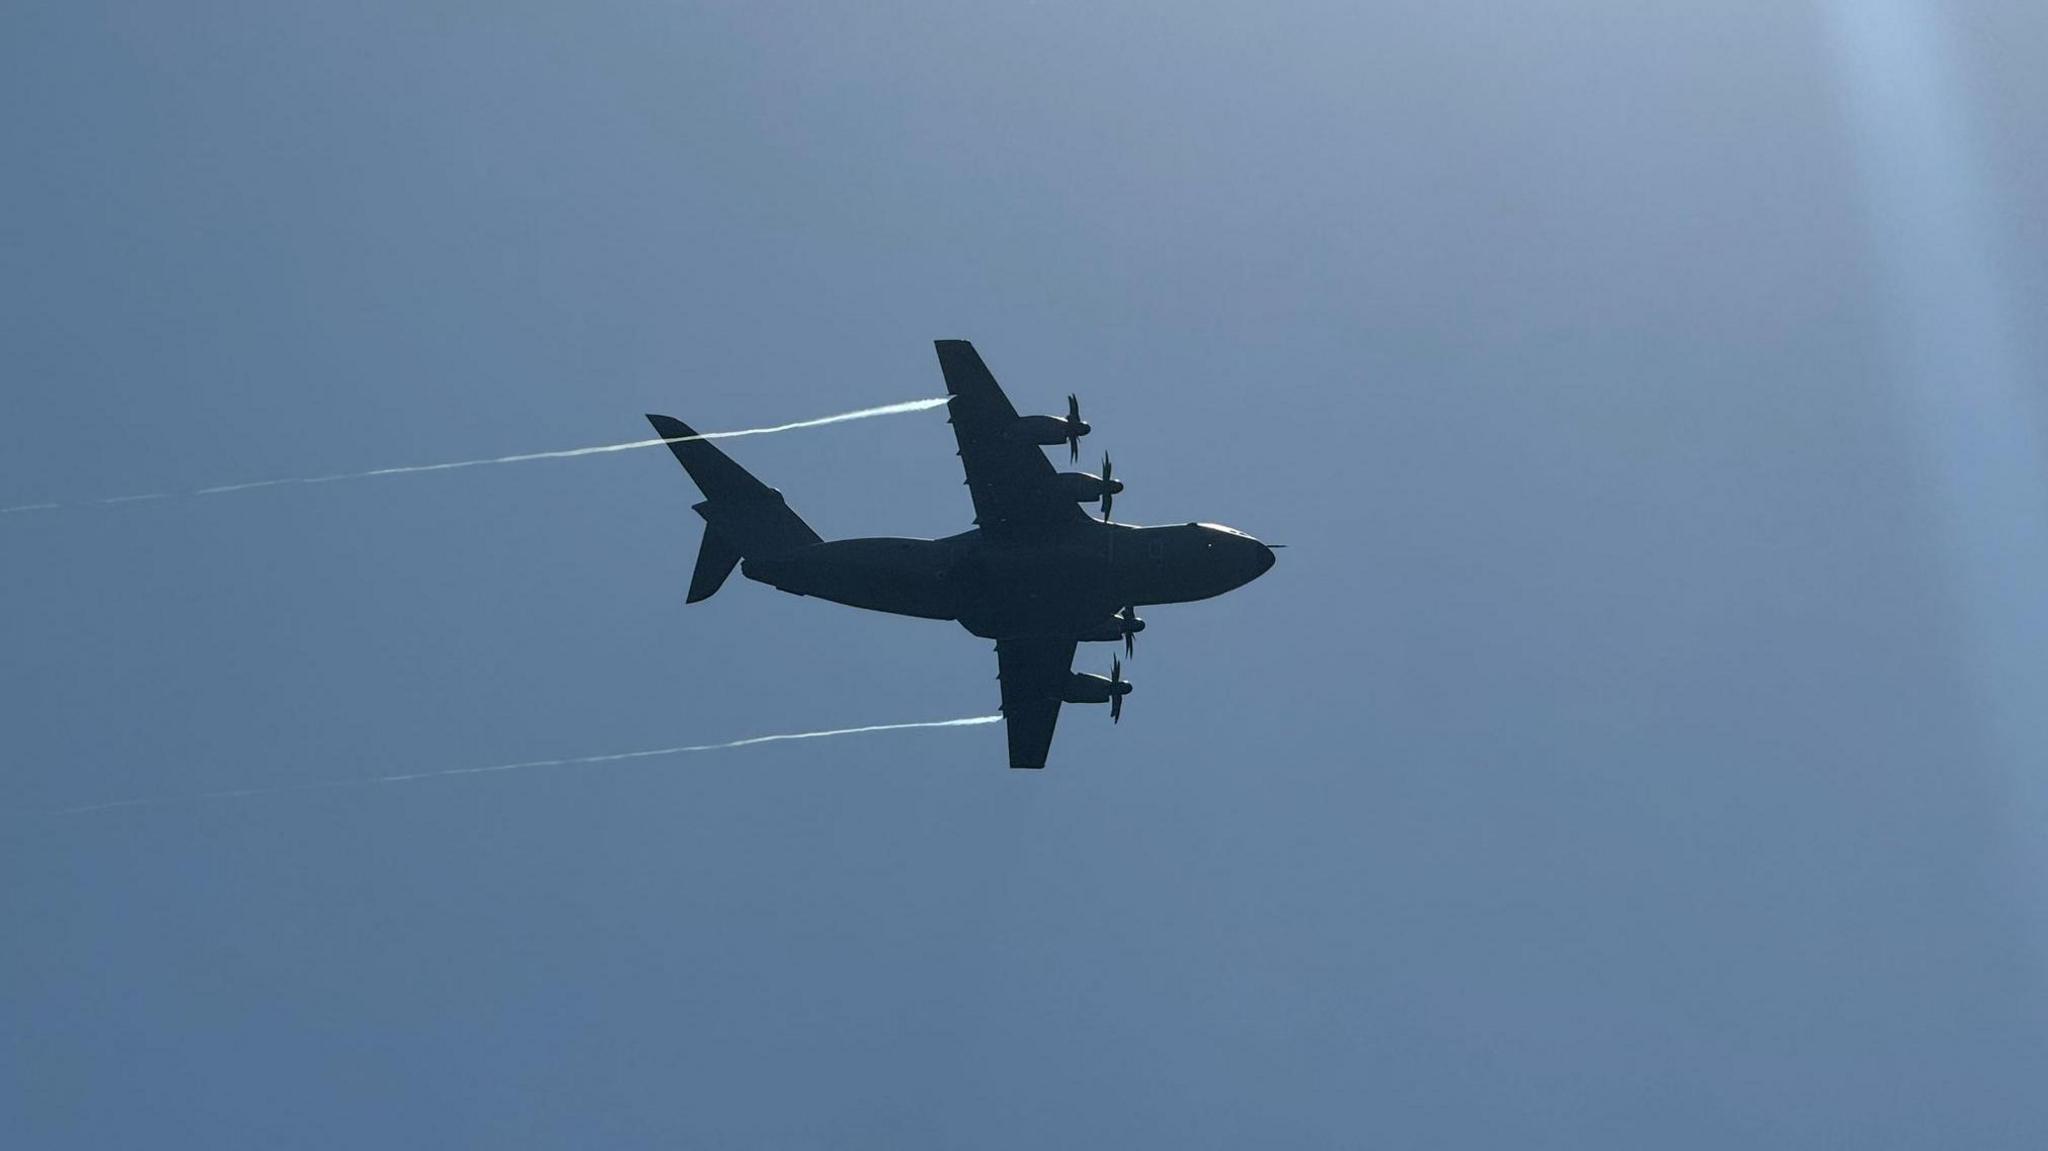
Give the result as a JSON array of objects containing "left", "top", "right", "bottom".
[{"left": 647, "top": 340, "right": 1277, "bottom": 769}]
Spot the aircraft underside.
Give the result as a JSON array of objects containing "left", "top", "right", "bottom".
[
  {"left": 646, "top": 339, "right": 1275, "bottom": 767},
  {"left": 741, "top": 533, "right": 1127, "bottom": 639}
]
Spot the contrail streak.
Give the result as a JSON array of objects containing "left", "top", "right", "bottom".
[
  {"left": 1, "top": 396, "right": 950, "bottom": 514},
  {"left": 36, "top": 714, "right": 1004, "bottom": 817}
]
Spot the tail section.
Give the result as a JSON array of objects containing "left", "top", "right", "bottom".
[
  {"left": 687, "top": 521, "right": 746, "bottom": 604},
  {"left": 646, "top": 414, "right": 823, "bottom": 603}
]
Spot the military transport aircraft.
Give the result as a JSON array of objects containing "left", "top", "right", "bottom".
[{"left": 647, "top": 340, "right": 1277, "bottom": 769}]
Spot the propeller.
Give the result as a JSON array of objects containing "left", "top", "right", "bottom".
[
  {"left": 1119, "top": 604, "right": 1139, "bottom": 659},
  {"left": 1066, "top": 394, "right": 1083, "bottom": 462},
  {"left": 1109, "top": 654, "right": 1127, "bottom": 723},
  {"left": 1100, "top": 451, "right": 1115, "bottom": 522}
]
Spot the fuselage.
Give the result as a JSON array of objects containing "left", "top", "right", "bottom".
[{"left": 741, "top": 520, "right": 1276, "bottom": 639}]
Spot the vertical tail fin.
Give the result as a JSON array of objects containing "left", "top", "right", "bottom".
[
  {"left": 687, "top": 521, "right": 745, "bottom": 603},
  {"left": 647, "top": 414, "right": 822, "bottom": 602}
]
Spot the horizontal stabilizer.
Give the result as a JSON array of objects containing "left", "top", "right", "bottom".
[
  {"left": 648, "top": 413, "right": 777, "bottom": 503},
  {"left": 647, "top": 413, "right": 823, "bottom": 603}
]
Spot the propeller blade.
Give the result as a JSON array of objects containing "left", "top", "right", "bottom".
[
  {"left": 1067, "top": 394, "right": 1082, "bottom": 462},
  {"left": 1101, "top": 451, "right": 1115, "bottom": 522},
  {"left": 1122, "top": 604, "right": 1137, "bottom": 659},
  {"left": 1111, "top": 693, "right": 1122, "bottom": 723}
]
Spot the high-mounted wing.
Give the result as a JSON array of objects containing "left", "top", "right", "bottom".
[
  {"left": 936, "top": 340, "right": 1090, "bottom": 536},
  {"left": 994, "top": 636, "right": 1079, "bottom": 769}
]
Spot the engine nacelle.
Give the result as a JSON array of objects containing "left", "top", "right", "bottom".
[
  {"left": 1062, "top": 672, "right": 1133, "bottom": 705},
  {"left": 1078, "top": 615, "right": 1145, "bottom": 643},
  {"left": 1011, "top": 413, "right": 1088, "bottom": 447},
  {"left": 1050, "top": 470, "right": 1125, "bottom": 504}
]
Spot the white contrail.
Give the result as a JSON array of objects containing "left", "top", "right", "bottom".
[
  {"left": 0, "top": 396, "right": 951, "bottom": 514},
  {"left": 36, "top": 714, "right": 1004, "bottom": 817}
]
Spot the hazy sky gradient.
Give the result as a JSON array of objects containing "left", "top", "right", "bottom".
[{"left": 5, "top": 2, "right": 2047, "bottom": 1145}]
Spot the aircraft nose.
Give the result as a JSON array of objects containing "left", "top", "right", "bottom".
[{"left": 1255, "top": 543, "right": 1277, "bottom": 575}]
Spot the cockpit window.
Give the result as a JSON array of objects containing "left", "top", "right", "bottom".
[{"left": 1198, "top": 522, "right": 1253, "bottom": 539}]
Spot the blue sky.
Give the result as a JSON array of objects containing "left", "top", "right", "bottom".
[{"left": 5, "top": 2, "right": 2047, "bottom": 1145}]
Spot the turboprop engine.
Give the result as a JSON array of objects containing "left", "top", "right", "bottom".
[
  {"left": 1062, "top": 656, "right": 1133, "bottom": 722},
  {"left": 1050, "top": 469, "right": 1125, "bottom": 504},
  {"left": 1078, "top": 606, "right": 1144, "bottom": 658},
  {"left": 1009, "top": 393, "right": 1091, "bottom": 461}
]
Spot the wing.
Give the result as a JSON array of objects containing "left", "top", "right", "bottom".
[
  {"left": 935, "top": 340, "right": 1090, "bottom": 537},
  {"left": 994, "top": 636, "right": 1079, "bottom": 770}
]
